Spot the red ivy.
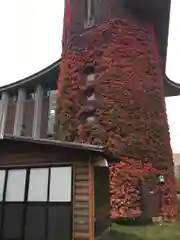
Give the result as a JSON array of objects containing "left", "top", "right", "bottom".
[
  {"left": 56, "top": 18, "right": 178, "bottom": 219},
  {"left": 110, "top": 157, "right": 179, "bottom": 220}
]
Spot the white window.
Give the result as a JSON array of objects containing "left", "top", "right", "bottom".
[
  {"left": 87, "top": 92, "right": 96, "bottom": 101},
  {"left": 84, "top": 0, "right": 94, "bottom": 27},
  {"left": 49, "top": 167, "right": 72, "bottom": 202},
  {"left": 87, "top": 73, "right": 95, "bottom": 83},
  {"left": 28, "top": 168, "right": 48, "bottom": 202},
  {"left": 50, "top": 109, "right": 55, "bottom": 116},
  {"left": 86, "top": 115, "right": 95, "bottom": 123},
  {"left": 47, "top": 90, "right": 57, "bottom": 136},
  {"left": 0, "top": 170, "right": 5, "bottom": 201},
  {"left": 6, "top": 170, "right": 26, "bottom": 202}
]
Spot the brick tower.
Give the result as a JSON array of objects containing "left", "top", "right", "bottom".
[{"left": 56, "top": 0, "right": 178, "bottom": 219}]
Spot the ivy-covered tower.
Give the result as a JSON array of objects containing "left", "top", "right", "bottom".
[{"left": 56, "top": 0, "right": 178, "bottom": 219}]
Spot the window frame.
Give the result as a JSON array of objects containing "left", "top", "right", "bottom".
[
  {"left": 84, "top": 0, "right": 95, "bottom": 28},
  {"left": 0, "top": 164, "right": 73, "bottom": 240},
  {"left": 0, "top": 170, "right": 6, "bottom": 202},
  {"left": 5, "top": 169, "right": 27, "bottom": 202},
  {"left": 0, "top": 164, "right": 73, "bottom": 203},
  {"left": 28, "top": 167, "right": 49, "bottom": 202}
]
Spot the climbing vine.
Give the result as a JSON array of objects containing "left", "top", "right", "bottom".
[{"left": 57, "top": 17, "right": 178, "bottom": 219}]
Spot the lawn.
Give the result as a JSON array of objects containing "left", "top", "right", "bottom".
[
  {"left": 100, "top": 222, "right": 180, "bottom": 240},
  {"left": 99, "top": 194, "right": 180, "bottom": 240}
]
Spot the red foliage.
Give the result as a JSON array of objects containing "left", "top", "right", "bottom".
[
  {"left": 110, "top": 158, "right": 179, "bottom": 220},
  {"left": 57, "top": 19, "right": 172, "bottom": 164},
  {"left": 57, "top": 18, "right": 178, "bottom": 219}
]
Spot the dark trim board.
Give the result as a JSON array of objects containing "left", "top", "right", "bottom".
[
  {"left": 0, "top": 162, "right": 73, "bottom": 170},
  {"left": 1, "top": 134, "right": 105, "bottom": 152}
]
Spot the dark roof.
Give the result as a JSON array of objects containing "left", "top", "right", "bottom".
[
  {"left": 0, "top": 134, "right": 116, "bottom": 162},
  {"left": 164, "top": 76, "right": 180, "bottom": 97}
]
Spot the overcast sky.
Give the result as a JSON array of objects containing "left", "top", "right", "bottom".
[{"left": 0, "top": 0, "right": 180, "bottom": 152}]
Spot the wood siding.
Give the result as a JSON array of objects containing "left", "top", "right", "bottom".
[
  {"left": 73, "top": 161, "right": 93, "bottom": 240},
  {"left": 0, "top": 139, "right": 103, "bottom": 240}
]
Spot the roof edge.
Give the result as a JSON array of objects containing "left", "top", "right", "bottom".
[
  {"left": 0, "top": 134, "right": 118, "bottom": 162},
  {"left": 0, "top": 59, "right": 61, "bottom": 93},
  {"left": 1, "top": 134, "right": 105, "bottom": 153},
  {"left": 166, "top": 75, "right": 180, "bottom": 89}
]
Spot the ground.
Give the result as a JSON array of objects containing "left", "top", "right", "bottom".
[
  {"left": 100, "top": 195, "right": 180, "bottom": 240},
  {"left": 100, "top": 223, "right": 180, "bottom": 240}
]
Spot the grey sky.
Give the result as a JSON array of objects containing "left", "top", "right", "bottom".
[{"left": 0, "top": 0, "right": 179, "bottom": 152}]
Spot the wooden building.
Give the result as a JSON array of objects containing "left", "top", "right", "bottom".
[{"left": 0, "top": 134, "right": 111, "bottom": 240}]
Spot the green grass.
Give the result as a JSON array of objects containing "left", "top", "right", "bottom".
[
  {"left": 100, "top": 223, "right": 180, "bottom": 240},
  {"left": 100, "top": 194, "right": 180, "bottom": 240}
]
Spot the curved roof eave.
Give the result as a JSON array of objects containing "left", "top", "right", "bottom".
[
  {"left": 166, "top": 76, "right": 180, "bottom": 89},
  {"left": 0, "top": 59, "right": 61, "bottom": 93},
  {"left": 0, "top": 56, "right": 180, "bottom": 98},
  {"left": 164, "top": 75, "right": 180, "bottom": 97}
]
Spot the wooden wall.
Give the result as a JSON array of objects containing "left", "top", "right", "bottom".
[
  {"left": 73, "top": 161, "right": 93, "bottom": 240},
  {"left": 0, "top": 139, "right": 110, "bottom": 240}
]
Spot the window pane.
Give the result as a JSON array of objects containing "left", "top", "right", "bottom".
[
  {"left": 48, "top": 205, "right": 72, "bottom": 240},
  {"left": 49, "top": 167, "right": 72, "bottom": 202},
  {"left": 3, "top": 204, "right": 23, "bottom": 239},
  {"left": 25, "top": 205, "right": 46, "bottom": 240},
  {"left": 86, "top": 115, "right": 95, "bottom": 123},
  {"left": 0, "top": 170, "right": 5, "bottom": 201},
  {"left": 6, "top": 169, "right": 26, "bottom": 202},
  {"left": 28, "top": 168, "right": 48, "bottom": 202},
  {"left": 87, "top": 73, "right": 95, "bottom": 82}
]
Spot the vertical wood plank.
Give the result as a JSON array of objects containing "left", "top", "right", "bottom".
[
  {"left": 72, "top": 163, "right": 75, "bottom": 240},
  {"left": 89, "top": 156, "right": 94, "bottom": 240}
]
